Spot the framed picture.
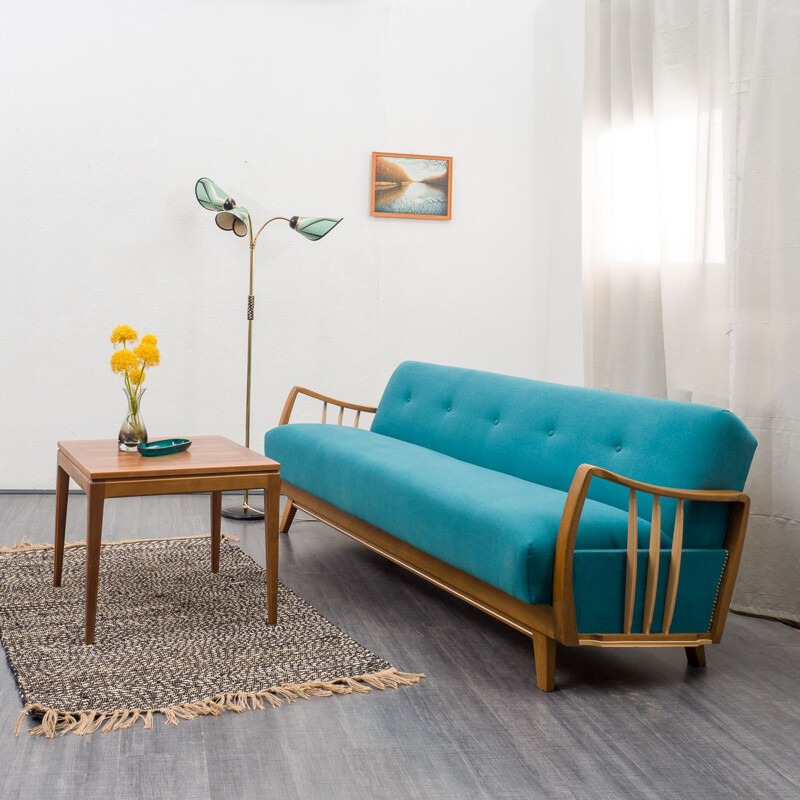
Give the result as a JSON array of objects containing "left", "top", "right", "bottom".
[{"left": 370, "top": 152, "right": 453, "bottom": 220}]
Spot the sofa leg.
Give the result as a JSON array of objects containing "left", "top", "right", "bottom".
[
  {"left": 280, "top": 499, "right": 297, "bottom": 533},
  {"left": 685, "top": 645, "right": 706, "bottom": 667},
  {"left": 532, "top": 632, "right": 556, "bottom": 691}
]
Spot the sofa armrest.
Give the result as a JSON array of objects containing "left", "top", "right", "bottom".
[
  {"left": 552, "top": 464, "right": 750, "bottom": 646},
  {"left": 279, "top": 386, "right": 378, "bottom": 427}
]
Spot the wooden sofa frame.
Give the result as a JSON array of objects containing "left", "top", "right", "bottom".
[{"left": 276, "top": 386, "right": 751, "bottom": 691}]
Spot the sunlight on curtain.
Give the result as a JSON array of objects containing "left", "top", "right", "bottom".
[
  {"left": 598, "top": 112, "right": 725, "bottom": 266},
  {"left": 583, "top": 0, "right": 731, "bottom": 405},
  {"left": 583, "top": 0, "right": 800, "bottom": 621}
]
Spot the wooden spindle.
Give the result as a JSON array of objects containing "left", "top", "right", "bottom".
[
  {"left": 354, "top": 410, "right": 361, "bottom": 428},
  {"left": 661, "top": 499, "right": 685, "bottom": 634},
  {"left": 642, "top": 496, "right": 661, "bottom": 634},
  {"left": 322, "top": 402, "right": 328, "bottom": 423},
  {"left": 337, "top": 406, "right": 344, "bottom": 425},
  {"left": 624, "top": 488, "right": 638, "bottom": 635}
]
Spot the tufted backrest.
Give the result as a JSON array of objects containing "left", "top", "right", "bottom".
[{"left": 370, "top": 362, "right": 757, "bottom": 547}]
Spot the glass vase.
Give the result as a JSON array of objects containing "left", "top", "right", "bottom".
[{"left": 119, "top": 388, "right": 147, "bottom": 451}]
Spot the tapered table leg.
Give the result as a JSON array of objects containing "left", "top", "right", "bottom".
[
  {"left": 84, "top": 484, "right": 105, "bottom": 645},
  {"left": 53, "top": 464, "right": 69, "bottom": 586},
  {"left": 210, "top": 491, "right": 222, "bottom": 572},
  {"left": 265, "top": 476, "right": 280, "bottom": 624}
]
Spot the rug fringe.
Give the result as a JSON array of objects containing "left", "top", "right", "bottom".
[
  {"left": 0, "top": 533, "right": 240, "bottom": 554},
  {"left": 13, "top": 668, "right": 425, "bottom": 738},
  {"left": 1, "top": 536, "right": 53, "bottom": 553}
]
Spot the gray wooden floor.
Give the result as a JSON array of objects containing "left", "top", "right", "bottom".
[{"left": 0, "top": 492, "right": 798, "bottom": 800}]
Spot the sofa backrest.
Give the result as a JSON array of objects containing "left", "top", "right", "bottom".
[{"left": 370, "top": 362, "right": 757, "bottom": 548}]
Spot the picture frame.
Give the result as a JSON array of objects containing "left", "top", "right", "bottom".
[{"left": 370, "top": 152, "right": 453, "bottom": 220}]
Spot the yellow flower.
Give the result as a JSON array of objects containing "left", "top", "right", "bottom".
[
  {"left": 110, "top": 350, "right": 139, "bottom": 374},
  {"left": 134, "top": 342, "right": 160, "bottom": 368},
  {"left": 141, "top": 334, "right": 158, "bottom": 346},
  {"left": 128, "top": 367, "right": 146, "bottom": 385},
  {"left": 110, "top": 325, "right": 138, "bottom": 346}
]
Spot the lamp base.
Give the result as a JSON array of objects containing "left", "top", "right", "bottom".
[{"left": 221, "top": 502, "right": 265, "bottom": 521}]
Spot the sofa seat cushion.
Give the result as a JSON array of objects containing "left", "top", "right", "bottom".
[{"left": 265, "top": 424, "right": 668, "bottom": 605}]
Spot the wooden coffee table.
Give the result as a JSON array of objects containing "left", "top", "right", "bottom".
[{"left": 54, "top": 435, "right": 280, "bottom": 644}]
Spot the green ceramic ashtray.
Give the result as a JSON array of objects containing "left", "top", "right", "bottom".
[{"left": 137, "top": 438, "right": 192, "bottom": 457}]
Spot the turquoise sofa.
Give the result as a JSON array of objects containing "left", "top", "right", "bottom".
[{"left": 264, "top": 362, "right": 757, "bottom": 690}]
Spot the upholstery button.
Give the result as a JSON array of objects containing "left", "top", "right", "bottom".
[
  {"left": 446, "top": 405, "right": 452, "bottom": 412},
  {"left": 615, "top": 444, "right": 622, "bottom": 452},
  {"left": 405, "top": 396, "right": 411, "bottom": 403},
  {"left": 548, "top": 429, "right": 554, "bottom": 437},
  {"left": 494, "top": 418, "right": 499, "bottom": 425}
]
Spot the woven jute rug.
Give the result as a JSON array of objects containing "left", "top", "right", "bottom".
[{"left": 0, "top": 535, "right": 423, "bottom": 738}]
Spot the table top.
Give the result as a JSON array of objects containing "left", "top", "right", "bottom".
[{"left": 57, "top": 436, "right": 280, "bottom": 481}]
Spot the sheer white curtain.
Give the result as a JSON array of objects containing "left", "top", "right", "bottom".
[{"left": 583, "top": 0, "right": 800, "bottom": 622}]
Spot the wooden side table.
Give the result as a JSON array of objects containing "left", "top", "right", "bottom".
[{"left": 54, "top": 436, "right": 281, "bottom": 644}]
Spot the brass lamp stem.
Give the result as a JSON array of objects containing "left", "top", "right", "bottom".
[
  {"left": 245, "top": 240, "right": 255, "bottom": 451},
  {"left": 253, "top": 216, "right": 291, "bottom": 245},
  {"left": 239, "top": 215, "right": 289, "bottom": 516}
]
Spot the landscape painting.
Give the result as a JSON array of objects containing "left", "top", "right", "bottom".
[{"left": 370, "top": 152, "right": 452, "bottom": 220}]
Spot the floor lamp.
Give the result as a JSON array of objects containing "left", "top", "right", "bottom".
[{"left": 195, "top": 177, "right": 342, "bottom": 520}]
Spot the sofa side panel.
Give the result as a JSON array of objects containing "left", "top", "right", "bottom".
[{"left": 572, "top": 548, "right": 727, "bottom": 635}]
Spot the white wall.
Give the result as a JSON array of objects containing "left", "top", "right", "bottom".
[{"left": 0, "top": 0, "right": 584, "bottom": 489}]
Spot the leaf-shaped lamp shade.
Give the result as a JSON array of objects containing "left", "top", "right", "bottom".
[
  {"left": 195, "top": 177, "right": 237, "bottom": 212},
  {"left": 289, "top": 216, "right": 343, "bottom": 241},
  {"left": 215, "top": 208, "right": 250, "bottom": 237}
]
